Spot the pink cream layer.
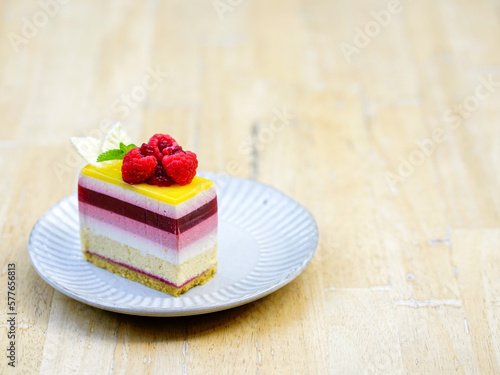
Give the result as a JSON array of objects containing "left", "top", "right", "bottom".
[{"left": 79, "top": 201, "right": 218, "bottom": 251}]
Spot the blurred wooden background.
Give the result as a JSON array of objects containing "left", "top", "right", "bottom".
[{"left": 1, "top": 0, "right": 500, "bottom": 373}]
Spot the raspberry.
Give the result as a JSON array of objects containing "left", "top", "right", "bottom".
[
  {"left": 148, "top": 134, "right": 178, "bottom": 162},
  {"left": 163, "top": 145, "right": 184, "bottom": 156},
  {"left": 139, "top": 143, "right": 155, "bottom": 157},
  {"left": 146, "top": 165, "right": 175, "bottom": 187},
  {"left": 162, "top": 151, "right": 198, "bottom": 186},
  {"left": 121, "top": 148, "right": 158, "bottom": 184},
  {"left": 158, "top": 138, "right": 173, "bottom": 152}
]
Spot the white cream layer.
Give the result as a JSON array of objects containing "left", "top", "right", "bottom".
[{"left": 80, "top": 213, "right": 217, "bottom": 265}]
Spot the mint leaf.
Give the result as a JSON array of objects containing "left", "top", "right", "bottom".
[
  {"left": 96, "top": 143, "right": 137, "bottom": 162},
  {"left": 96, "top": 149, "right": 124, "bottom": 162},
  {"left": 123, "top": 143, "right": 137, "bottom": 154}
]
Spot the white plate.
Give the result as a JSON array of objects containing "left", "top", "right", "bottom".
[{"left": 28, "top": 173, "right": 319, "bottom": 316}]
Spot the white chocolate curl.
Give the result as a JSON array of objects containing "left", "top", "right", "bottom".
[{"left": 70, "top": 123, "right": 133, "bottom": 166}]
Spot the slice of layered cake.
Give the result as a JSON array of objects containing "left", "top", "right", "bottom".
[{"left": 73, "top": 130, "right": 217, "bottom": 296}]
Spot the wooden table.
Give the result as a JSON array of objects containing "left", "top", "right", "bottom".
[{"left": 1, "top": 0, "right": 500, "bottom": 373}]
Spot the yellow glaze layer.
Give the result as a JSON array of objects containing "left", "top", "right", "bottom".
[{"left": 81, "top": 161, "right": 214, "bottom": 205}]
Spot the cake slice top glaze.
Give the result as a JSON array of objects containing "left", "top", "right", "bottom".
[{"left": 81, "top": 161, "right": 214, "bottom": 205}]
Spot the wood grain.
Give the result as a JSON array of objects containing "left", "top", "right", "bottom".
[{"left": 1, "top": 0, "right": 500, "bottom": 373}]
